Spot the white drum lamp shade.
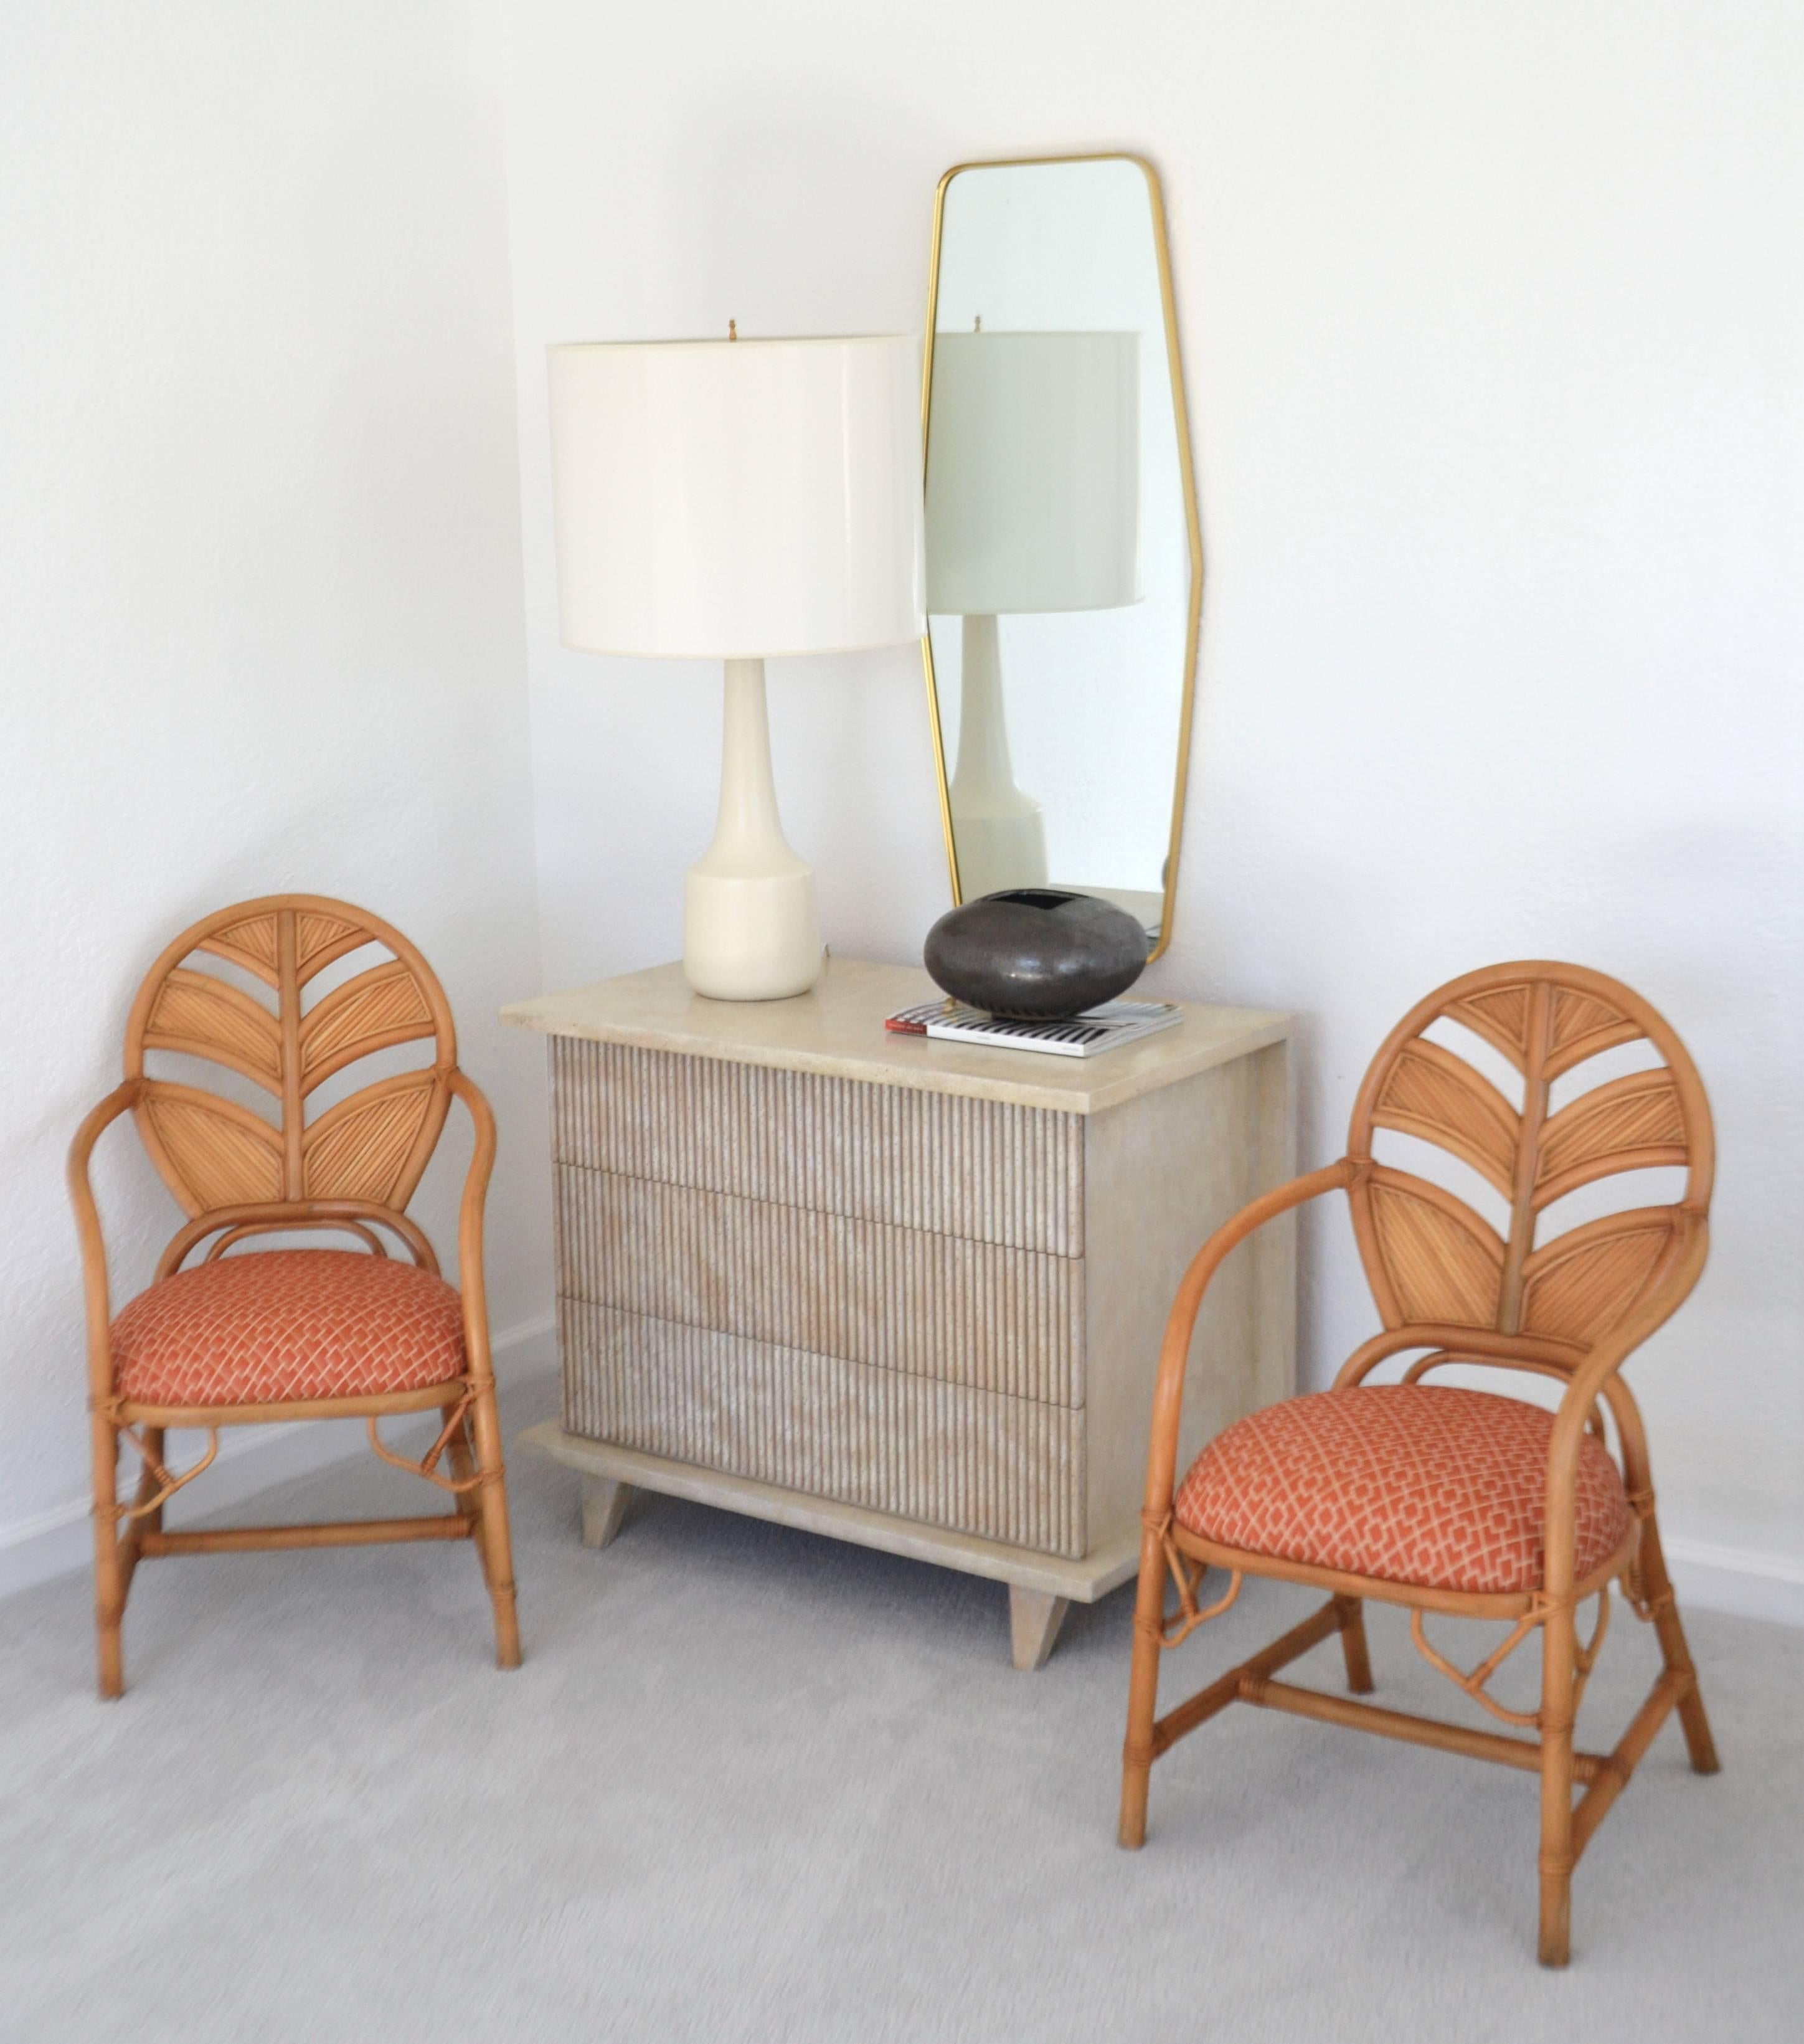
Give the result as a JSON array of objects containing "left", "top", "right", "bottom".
[
  {"left": 549, "top": 335, "right": 924, "bottom": 658},
  {"left": 545, "top": 333, "right": 925, "bottom": 1003},
  {"left": 924, "top": 331, "right": 1138, "bottom": 617}
]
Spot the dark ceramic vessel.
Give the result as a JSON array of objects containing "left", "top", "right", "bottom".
[{"left": 923, "top": 889, "right": 1150, "bottom": 1020}]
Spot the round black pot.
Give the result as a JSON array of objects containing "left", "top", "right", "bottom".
[{"left": 923, "top": 889, "right": 1150, "bottom": 1020}]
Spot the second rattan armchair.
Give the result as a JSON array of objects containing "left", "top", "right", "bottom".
[{"left": 1118, "top": 961, "right": 1717, "bottom": 1967}]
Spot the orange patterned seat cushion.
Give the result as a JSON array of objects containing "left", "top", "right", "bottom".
[
  {"left": 1174, "top": 1385, "right": 1632, "bottom": 1596},
  {"left": 111, "top": 1250, "right": 467, "bottom": 1407}
]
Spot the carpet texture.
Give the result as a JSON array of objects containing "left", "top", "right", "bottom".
[{"left": 4, "top": 1378, "right": 1800, "bottom": 2043}]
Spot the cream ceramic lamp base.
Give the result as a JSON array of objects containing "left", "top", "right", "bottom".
[{"left": 684, "top": 658, "right": 821, "bottom": 1001}]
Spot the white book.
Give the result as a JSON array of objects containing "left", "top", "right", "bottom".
[{"left": 884, "top": 997, "right": 1182, "bottom": 1059}]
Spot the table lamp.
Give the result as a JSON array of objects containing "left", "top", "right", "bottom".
[
  {"left": 548, "top": 332, "right": 925, "bottom": 1000},
  {"left": 925, "top": 329, "right": 1138, "bottom": 898}
]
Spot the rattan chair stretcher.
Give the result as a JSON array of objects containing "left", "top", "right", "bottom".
[
  {"left": 68, "top": 894, "right": 521, "bottom": 1697},
  {"left": 1117, "top": 962, "right": 1718, "bottom": 1967}
]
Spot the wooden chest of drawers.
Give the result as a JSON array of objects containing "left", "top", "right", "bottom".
[{"left": 504, "top": 958, "right": 1294, "bottom": 1665}]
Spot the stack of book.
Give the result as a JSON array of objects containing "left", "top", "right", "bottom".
[{"left": 884, "top": 997, "right": 1181, "bottom": 1059}]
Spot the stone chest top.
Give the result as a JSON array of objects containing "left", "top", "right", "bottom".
[{"left": 501, "top": 957, "right": 1289, "bottom": 1117}]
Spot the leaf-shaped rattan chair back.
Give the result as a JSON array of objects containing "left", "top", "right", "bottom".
[
  {"left": 123, "top": 895, "right": 458, "bottom": 1224},
  {"left": 1345, "top": 962, "right": 1714, "bottom": 1350}
]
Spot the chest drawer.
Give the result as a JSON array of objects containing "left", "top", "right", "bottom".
[
  {"left": 559, "top": 1299, "right": 1085, "bottom": 1556},
  {"left": 551, "top": 1038, "right": 1084, "bottom": 1256},
  {"left": 555, "top": 1164, "right": 1084, "bottom": 1405}
]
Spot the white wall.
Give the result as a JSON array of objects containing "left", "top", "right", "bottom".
[
  {"left": 0, "top": 1, "right": 552, "bottom": 1589},
  {"left": 497, "top": 1, "right": 1804, "bottom": 1608}
]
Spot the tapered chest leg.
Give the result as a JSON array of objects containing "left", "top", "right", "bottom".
[
  {"left": 1009, "top": 1586, "right": 1071, "bottom": 1670},
  {"left": 580, "top": 1475, "right": 636, "bottom": 1551}
]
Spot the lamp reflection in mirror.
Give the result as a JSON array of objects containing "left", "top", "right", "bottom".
[
  {"left": 924, "top": 328, "right": 1138, "bottom": 899},
  {"left": 547, "top": 333, "right": 925, "bottom": 1000}
]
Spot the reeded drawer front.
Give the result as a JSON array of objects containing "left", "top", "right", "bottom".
[
  {"left": 550, "top": 1038, "right": 1085, "bottom": 1256},
  {"left": 561, "top": 1301, "right": 1086, "bottom": 1557},
  {"left": 555, "top": 1165, "right": 1084, "bottom": 1406}
]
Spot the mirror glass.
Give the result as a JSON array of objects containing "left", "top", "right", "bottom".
[{"left": 923, "top": 156, "right": 1199, "bottom": 952}]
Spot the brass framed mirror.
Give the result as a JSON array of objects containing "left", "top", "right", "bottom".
[{"left": 920, "top": 153, "right": 1201, "bottom": 959}]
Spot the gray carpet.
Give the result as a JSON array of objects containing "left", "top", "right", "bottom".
[{"left": 4, "top": 1378, "right": 1800, "bottom": 2043}]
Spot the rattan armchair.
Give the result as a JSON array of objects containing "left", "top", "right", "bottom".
[
  {"left": 1118, "top": 962, "right": 1717, "bottom": 1966},
  {"left": 68, "top": 895, "right": 520, "bottom": 1698}
]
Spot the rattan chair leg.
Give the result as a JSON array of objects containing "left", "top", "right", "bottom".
[
  {"left": 1638, "top": 1512, "right": 1718, "bottom": 1774},
  {"left": 468, "top": 1380, "right": 521, "bottom": 1669},
  {"left": 1537, "top": 1601, "right": 1579, "bottom": 1967},
  {"left": 90, "top": 1412, "right": 126, "bottom": 1701},
  {"left": 1118, "top": 1526, "right": 1169, "bottom": 1848},
  {"left": 1338, "top": 1597, "right": 1375, "bottom": 1693}
]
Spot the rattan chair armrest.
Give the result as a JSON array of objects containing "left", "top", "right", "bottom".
[
  {"left": 445, "top": 1069, "right": 497, "bottom": 1379},
  {"left": 1540, "top": 1209, "right": 1709, "bottom": 1594},
  {"left": 67, "top": 1080, "right": 143, "bottom": 1398},
  {"left": 1140, "top": 1160, "right": 1361, "bottom": 1512}
]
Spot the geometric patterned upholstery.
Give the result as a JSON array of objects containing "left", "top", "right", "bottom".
[
  {"left": 1174, "top": 1386, "right": 1633, "bottom": 1597},
  {"left": 111, "top": 1250, "right": 467, "bottom": 1407}
]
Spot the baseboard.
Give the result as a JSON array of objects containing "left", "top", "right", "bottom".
[
  {"left": 0, "top": 1316, "right": 557, "bottom": 1605},
  {"left": 1663, "top": 1537, "right": 1804, "bottom": 1628}
]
